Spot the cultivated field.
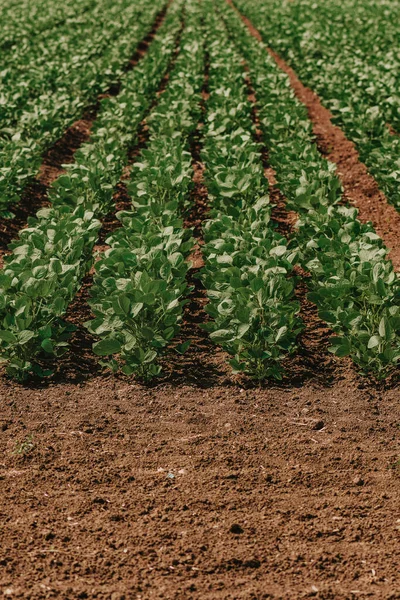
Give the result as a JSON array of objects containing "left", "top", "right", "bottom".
[{"left": 0, "top": 0, "right": 399, "bottom": 597}]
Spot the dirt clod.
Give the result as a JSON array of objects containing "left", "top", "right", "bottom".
[
  {"left": 230, "top": 523, "right": 244, "bottom": 534},
  {"left": 353, "top": 476, "right": 365, "bottom": 487}
]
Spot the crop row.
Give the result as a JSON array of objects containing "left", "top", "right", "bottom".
[
  {"left": 1, "top": 0, "right": 122, "bottom": 127},
  {"left": 0, "top": 0, "right": 165, "bottom": 217},
  {"left": 219, "top": 0, "right": 400, "bottom": 378},
  {"left": 249, "top": 0, "right": 400, "bottom": 128},
  {"left": 1, "top": 0, "right": 94, "bottom": 76},
  {"left": 233, "top": 0, "right": 400, "bottom": 210},
  {"left": 86, "top": 0, "right": 204, "bottom": 379},
  {"left": 0, "top": 0, "right": 89, "bottom": 51},
  {"left": 200, "top": 0, "right": 302, "bottom": 380},
  {"left": 0, "top": 0, "right": 185, "bottom": 380}
]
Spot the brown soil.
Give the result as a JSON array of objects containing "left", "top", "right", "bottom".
[
  {"left": 1, "top": 375, "right": 399, "bottom": 599},
  {"left": 228, "top": 0, "right": 400, "bottom": 272}
]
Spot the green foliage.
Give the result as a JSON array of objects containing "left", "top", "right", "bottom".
[
  {"left": 0, "top": 206, "right": 99, "bottom": 378},
  {"left": 0, "top": 2, "right": 185, "bottom": 379},
  {"left": 0, "top": 0, "right": 165, "bottom": 215},
  {"left": 12, "top": 434, "right": 35, "bottom": 456},
  {"left": 2, "top": 0, "right": 398, "bottom": 384},
  {"left": 232, "top": 0, "right": 400, "bottom": 209},
  {"left": 86, "top": 2, "right": 204, "bottom": 378},
  {"left": 202, "top": 201, "right": 302, "bottom": 379},
  {"left": 220, "top": 0, "right": 400, "bottom": 378},
  {"left": 87, "top": 213, "right": 193, "bottom": 379},
  {"left": 299, "top": 206, "right": 400, "bottom": 378},
  {"left": 199, "top": 4, "right": 303, "bottom": 380}
]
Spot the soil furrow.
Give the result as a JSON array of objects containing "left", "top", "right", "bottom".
[
  {"left": 0, "top": 3, "right": 169, "bottom": 253},
  {"left": 94, "top": 124, "right": 150, "bottom": 252},
  {"left": 161, "top": 52, "right": 231, "bottom": 387},
  {"left": 228, "top": 0, "right": 400, "bottom": 272},
  {"left": 95, "top": 13, "right": 184, "bottom": 250}
]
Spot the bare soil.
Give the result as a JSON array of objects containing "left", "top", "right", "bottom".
[{"left": 0, "top": 373, "right": 399, "bottom": 599}]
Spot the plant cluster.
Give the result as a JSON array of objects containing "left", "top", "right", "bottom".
[
  {"left": 232, "top": 0, "right": 400, "bottom": 210},
  {"left": 0, "top": 0, "right": 398, "bottom": 382},
  {"left": 200, "top": 2, "right": 303, "bottom": 380},
  {"left": 1, "top": 0, "right": 97, "bottom": 127},
  {"left": 220, "top": 0, "right": 400, "bottom": 378},
  {"left": 86, "top": 1, "right": 204, "bottom": 379},
  {"left": 0, "top": 0, "right": 86, "bottom": 51},
  {"left": 0, "top": 1, "right": 185, "bottom": 379},
  {"left": 0, "top": 0, "right": 165, "bottom": 216}
]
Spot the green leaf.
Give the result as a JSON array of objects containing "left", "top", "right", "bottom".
[
  {"left": 237, "top": 323, "right": 250, "bottom": 338},
  {"left": 209, "top": 329, "right": 233, "bottom": 342},
  {"left": 329, "top": 336, "right": 351, "bottom": 357},
  {"left": 131, "top": 302, "right": 143, "bottom": 318},
  {"left": 41, "top": 339, "right": 54, "bottom": 354},
  {"left": 367, "top": 336, "right": 380, "bottom": 349},
  {"left": 116, "top": 294, "right": 131, "bottom": 315},
  {"left": 276, "top": 326, "right": 287, "bottom": 342},
  {"left": 18, "top": 330, "right": 35, "bottom": 345},
  {"left": 175, "top": 340, "right": 191, "bottom": 355},
  {"left": 141, "top": 327, "right": 154, "bottom": 341},
  {"left": 93, "top": 338, "right": 122, "bottom": 356},
  {"left": 378, "top": 317, "right": 391, "bottom": 340},
  {"left": 53, "top": 297, "right": 66, "bottom": 316},
  {"left": 0, "top": 331, "right": 17, "bottom": 344}
]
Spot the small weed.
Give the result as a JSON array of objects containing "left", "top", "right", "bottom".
[{"left": 12, "top": 434, "right": 35, "bottom": 456}]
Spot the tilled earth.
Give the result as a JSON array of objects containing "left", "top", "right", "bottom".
[{"left": 0, "top": 369, "right": 399, "bottom": 599}]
